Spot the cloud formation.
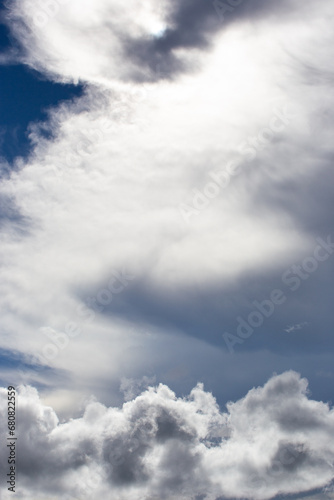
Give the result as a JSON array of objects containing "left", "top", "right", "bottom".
[
  {"left": 1, "top": 371, "right": 334, "bottom": 499},
  {"left": 0, "top": 0, "right": 334, "bottom": 409},
  {"left": 6, "top": 0, "right": 333, "bottom": 85},
  {"left": 0, "top": 3, "right": 334, "bottom": 495}
]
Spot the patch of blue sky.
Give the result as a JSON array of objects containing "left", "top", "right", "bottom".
[{"left": 0, "top": 18, "right": 84, "bottom": 164}]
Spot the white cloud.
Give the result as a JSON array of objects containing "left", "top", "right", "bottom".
[
  {"left": 1, "top": 0, "right": 334, "bottom": 406},
  {"left": 1, "top": 371, "right": 334, "bottom": 499},
  {"left": 1, "top": 4, "right": 334, "bottom": 497},
  {"left": 7, "top": 0, "right": 173, "bottom": 84}
]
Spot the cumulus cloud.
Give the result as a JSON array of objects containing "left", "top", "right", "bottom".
[{"left": 1, "top": 371, "right": 334, "bottom": 499}]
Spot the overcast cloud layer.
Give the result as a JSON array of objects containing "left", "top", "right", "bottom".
[
  {"left": 0, "top": 0, "right": 334, "bottom": 498},
  {"left": 1, "top": 371, "right": 334, "bottom": 499}
]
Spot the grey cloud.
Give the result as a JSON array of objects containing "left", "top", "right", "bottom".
[
  {"left": 0, "top": 192, "right": 31, "bottom": 234},
  {"left": 271, "top": 441, "right": 308, "bottom": 473},
  {"left": 103, "top": 401, "right": 196, "bottom": 486},
  {"left": 83, "top": 248, "right": 334, "bottom": 356},
  {"left": 103, "top": 434, "right": 150, "bottom": 485},
  {"left": 156, "top": 440, "right": 205, "bottom": 498},
  {"left": 246, "top": 152, "right": 334, "bottom": 239}
]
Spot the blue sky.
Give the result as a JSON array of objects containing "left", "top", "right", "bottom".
[
  {"left": 0, "top": 0, "right": 334, "bottom": 499},
  {"left": 0, "top": 20, "right": 83, "bottom": 163}
]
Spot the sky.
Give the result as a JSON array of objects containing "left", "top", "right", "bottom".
[{"left": 0, "top": 0, "right": 334, "bottom": 498}]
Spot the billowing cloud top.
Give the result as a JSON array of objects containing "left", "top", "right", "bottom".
[{"left": 1, "top": 372, "right": 334, "bottom": 499}]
